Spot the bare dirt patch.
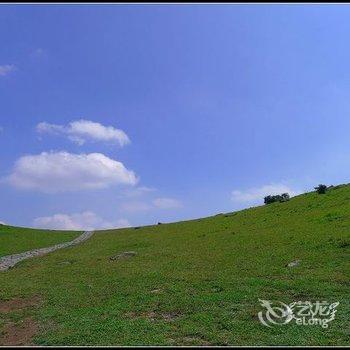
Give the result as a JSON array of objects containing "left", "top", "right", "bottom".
[
  {"left": 0, "top": 317, "right": 39, "bottom": 346},
  {"left": 0, "top": 295, "right": 42, "bottom": 313}
]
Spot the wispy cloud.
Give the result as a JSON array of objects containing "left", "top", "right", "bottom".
[
  {"left": 120, "top": 201, "right": 153, "bottom": 212},
  {"left": 121, "top": 186, "right": 156, "bottom": 198},
  {"left": 121, "top": 197, "right": 183, "bottom": 212},
  {"left": 152, "top": 197, "right": 183, "bottom": 209},
  {"left": 0, "top": 64, "right": 16, "bottom": 76},
  {"left": 6, "top": 151, "right": 138, "bottom": 193},
  {"left": 30, "top": 48, "right": 46, "bottom": 59},
  {"left": 36, "top": 119, "right": 130, "bottom": 147},
  {"left": 33, "top": 211, "right": 131, "bottom": 230}
]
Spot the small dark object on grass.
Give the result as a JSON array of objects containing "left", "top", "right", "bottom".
[
  {"left": 157, "top": 222, "right": 162, "bottom": 225},
  {"left": 134, "top": 227, "right": 141, "bottom": 230}
]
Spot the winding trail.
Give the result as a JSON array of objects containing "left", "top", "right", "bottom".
[{"left": 0, "top": 231, "right": 94, "bottom": 271}]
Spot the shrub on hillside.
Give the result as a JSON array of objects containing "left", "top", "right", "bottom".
[
  {"left": 264, "top": 193, "right": 290, "bottom": 205},
  {"left": 315, "top": 184, "right": 328, "bottom": 194}
]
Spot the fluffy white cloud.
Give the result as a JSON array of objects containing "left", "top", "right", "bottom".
[
  {"left": 231, "top": 183, "right": 301, "bottom": 203},
  {"left": 7, "top": 151, "right": 137, "bottom": 193},
  {"left": 153, "top": 197, "right": 183, "bottom": 209},
  {"left": 0, "top": 64, "right": 16, "bottom": 76},
  {"left": 33, "top": 211, "right": 131, "bottom": 230},
  {"left": 36, "top": 119, "right": 130, "bottom": 146},
  {"left": 0, "top": 221, "right": 6, "bottom": 225}
]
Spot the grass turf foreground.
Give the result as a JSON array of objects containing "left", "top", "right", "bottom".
[{"left": 0, "top": 185, "right": 349, "bottom": 346}]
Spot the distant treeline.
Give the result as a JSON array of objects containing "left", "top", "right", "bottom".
[{"left": 264, "top": 184, "right": 329, "bottom": 205}]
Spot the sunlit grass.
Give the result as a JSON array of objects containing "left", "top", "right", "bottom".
[{"left": 0, "top": 185, "right": 349, "bottom": 345}]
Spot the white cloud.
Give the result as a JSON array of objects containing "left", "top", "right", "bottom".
[
  {"left": 153, "top": 197, "right": 183, "bottom": 209},
  {"left": 33, "top": 211, "right": 131, "bottom": 230},
  {"left": 231, "top": 183, "right": 301, "bottom": 204},
  {"left": 0, "top": 221, "right": 6, "bottom": 225},
  {"left": 36, "top": 119, "right": 130, "bottom": 147},
  {"left": 0, "top": 64, "right": 16, "bottom": 76},
  {"left": 7, "top": 151, "right": 137, "bottom": 193}
]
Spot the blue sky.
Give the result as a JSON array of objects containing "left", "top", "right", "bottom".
[{"left": 1, "top": 4, "right": 350, "bottom": 230}]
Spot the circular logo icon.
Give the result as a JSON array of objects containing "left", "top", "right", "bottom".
[{"left": 258, "top": 299, "right": 294, "bottom": 327}]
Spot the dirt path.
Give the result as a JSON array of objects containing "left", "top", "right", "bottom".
[{"left": 0, "top": 231, "right": 94, "bottom": 271}]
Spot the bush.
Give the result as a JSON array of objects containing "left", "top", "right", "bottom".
[
  {"left": 264, "top": 193, "right": 290, "bottom": 205},
  {"left": 315, "top": 184, "right": 327, "bottom": 194},
  {"left": 280, "top": 193, "right": 290, "bottom": 202}
]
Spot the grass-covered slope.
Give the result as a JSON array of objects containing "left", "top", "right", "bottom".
[
  {"left": 0, "top": 185, "right": 349, "bottom": 346},
  {"left": 0, "top": 226, "right": 80, "bottom": 258}
]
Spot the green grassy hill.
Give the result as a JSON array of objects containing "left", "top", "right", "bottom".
[
  {"left": 0, "top": 226, "right": 80, "bottom": 258},
  {"left": 0, "top": 185, "right": 349, "bottom": 346}
]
